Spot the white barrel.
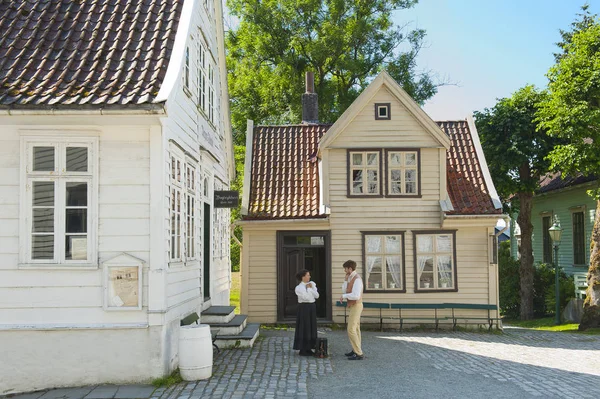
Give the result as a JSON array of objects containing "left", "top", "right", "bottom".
[{"left": 178, "top": 324, "right": 213, "bottom": 380}]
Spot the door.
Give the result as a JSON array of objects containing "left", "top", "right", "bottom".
[
  {"left": 203, "top": 202, "right": 211, "bottom": 299},
  {"left": 277, "top": 232, "right": 331, "bottom": 321}
]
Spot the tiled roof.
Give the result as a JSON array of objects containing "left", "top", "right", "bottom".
[
  {"left": 245, "top": 124, "right": 331, "bottom": 220},
  {"left": 245, "top": 120, "right": 500, "bottom": 220},
  {"left": 0, "top": 0, "right": 182, "bottom": 108},
  {"left": 538, "top": 172, "right": 597, "bottom": 194},
  {"left": 439, "top": 120, "right": 501, "bottom": 215}
]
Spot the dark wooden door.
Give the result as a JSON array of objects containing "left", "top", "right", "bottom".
[
  {"left": 203, "top": 202, "right": 211, "bottom": 299},
  {"left": 283, "top": 248, "right": 305, "bottom": 319},
  {"left": 278, "top": 232, "right": 330, "bottom": 321}
]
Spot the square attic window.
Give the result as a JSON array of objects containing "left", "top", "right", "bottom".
[{"left": 375, "top": 103, "right": 391, "bottom": 120}]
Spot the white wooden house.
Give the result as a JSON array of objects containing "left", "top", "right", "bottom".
[
  {"left": 240, "top": 72, "right": 505, "bottom": 325},
  {"left": 0, "top": 0, "right": 234, "bottom": 394}
]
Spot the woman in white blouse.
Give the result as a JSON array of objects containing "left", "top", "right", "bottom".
[{"left": 293, "top": 269, "right": 320, "bottom": 356}]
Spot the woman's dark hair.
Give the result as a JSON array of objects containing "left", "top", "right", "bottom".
[
  {"left": 296, "top": 269, "right": 310, "bottom": 281},
  {"left": 343, "top": 260, "right": 357, "bottom": 271}
]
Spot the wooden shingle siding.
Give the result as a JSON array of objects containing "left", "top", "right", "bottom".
[{"left": 329, "top": 88, "right": 442, "bottom": 148}]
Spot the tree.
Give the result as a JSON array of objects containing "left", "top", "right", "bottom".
[
  {"left": 474, "top": 86, "right": 561, "bottom": 320},
  {"left": 537, "top": 16, "right": 600, "bottom": 330},
  {"left": 226, "top": 0, "right": 443, "bottom": 136}
]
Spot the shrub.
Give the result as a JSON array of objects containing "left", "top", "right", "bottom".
[{"left": 499, "top": 241, "right": 575, "bottom": 318}]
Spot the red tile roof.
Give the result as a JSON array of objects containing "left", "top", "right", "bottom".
[
  {"left": 0, "top": 0, "right": 182, "bottom": 108},
  {"left": 245, "top": 120, "right": 500, "bottom": 220},
  {"left": 245, "top": 124, "right": 331, "bottom": 220},
  {"left": 439, "top": 120, "right": 501, "bottom": 215}
]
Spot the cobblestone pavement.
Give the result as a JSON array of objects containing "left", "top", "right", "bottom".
[{"left": 6, "top": 327, "right": 600, "bottom": 399}]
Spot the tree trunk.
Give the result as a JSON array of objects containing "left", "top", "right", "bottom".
[
  {"left": 518, "top": 192, "right": 535, "bottom": 320},
  {"left": 579, "top": 199, "right": 600, "bottom": 330}
]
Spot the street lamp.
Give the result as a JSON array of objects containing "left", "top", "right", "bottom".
[{"left": 548, "top": 220, "right": 563, "bottom": 325}]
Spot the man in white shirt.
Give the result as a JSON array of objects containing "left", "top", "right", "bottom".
[{"left": 339, "top": 259, "right": 364, "bottom": 360}]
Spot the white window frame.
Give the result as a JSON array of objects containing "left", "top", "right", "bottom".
[
  {"left": 198, "top": 40, "right": 207, "bottom": 112},
  {"left": 414, "top": 231, "right": 457, "bottom": 291},
  {"left": 169, "top": 147, "right": 200, "bottom": 266},
  {"left": 183, "top": 46, "right": 191, "bottom": 93},
  {"left": 348, "top": 150, "right": 382, "bottom": 196},
  {"left": 19, "top": 136, "right": 98, "bottom": 268},
  {"left": 363, "top": 232, "right": 405, "bottom": 292},
  {"left": 386, "top": 150, "right": 420, "bottom": 196}
]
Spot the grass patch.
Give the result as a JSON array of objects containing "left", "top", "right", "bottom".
[
  {"left": 503, "top": 317, "right": 600, "bottom": 334},
  {"left": 230, "top": 271, "right": 240, "bottom": 314},
  {"left": 152, "top": 369, "right": 182, "bottom": 388},
  {"left": 261, "top": 323, "right": 292, "bottom": 331}
]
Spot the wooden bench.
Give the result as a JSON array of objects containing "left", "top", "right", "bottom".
[
  {"left": 335, "top": 301, "right": 390, "bottom": 331},
  {"left": 391, "top": 303, "right": 447, "bottom": 331},
  {"left": 335, "top": 302, "right": 500, "bottom": 331},
  {"left": 446, "top": 303, "right": 500, "bottom": 331},
  {"left": 574, "top": 273, "right": 588, "bottom": 299}
]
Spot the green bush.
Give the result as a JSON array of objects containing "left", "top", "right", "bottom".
[
  {"left": 499, "top": 241, "right": 575, "bottom": 318},
  {"left": 499, "top": 241, "right": 521, "bottom": 319}
]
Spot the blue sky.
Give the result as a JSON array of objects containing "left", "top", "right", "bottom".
[{"left": 396, "top": 0, "right": 600, "bottom": 120}]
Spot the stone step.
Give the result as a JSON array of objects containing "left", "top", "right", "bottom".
[
  {"left": 201, "top": 305, "right": 235, "bottom": 324},
  {"left": 214, "top": 323, "right": 260, "bottom": 349},
  {"left": 208, "top": 314, "right": 248, "bottom": 336}
]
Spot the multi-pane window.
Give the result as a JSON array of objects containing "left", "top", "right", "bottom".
[
  {"left": 542, "top": 215, "right": 552, "bottom": 263},
  {"left": 208, "top": 63, "right": 215, "bottom": 124},
  {"left": 198, "top": 42, "right": 207, "bottom": 111},
  {"left": 415, "top": 232, "right": 456, "bottom": 290},
  {"left": 170, "top": 155, "right": 199, "bottom": 264},
  {"left": 572, "top": 211, "right": 585, "bottom": 265},
  {"left": 183, "top": 46, "right": 190, "bottom": 91},
  {"left": 386, "top": 150, "right": 419, "bottom": 195},
  {"left": 363, "top": 233, "right": 404, "bottom": 291},
  {"left": 348, "top": 150, "right": 381, "bottom": 195},
  {"left": 170, "top": 156, "right": 183, "bottom": 261},
  {"left": 24, "top": 140, "right": 95, "bottom": 264}
]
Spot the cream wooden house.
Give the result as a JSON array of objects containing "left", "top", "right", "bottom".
[
  {"left": 0, "top": 0, "right": 234, "bottom": 394},
  {"left": 240, "top": 72, "right": 504, "bottom": 324}
]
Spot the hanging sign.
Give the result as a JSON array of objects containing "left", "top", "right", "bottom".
[{"left": 214, "top": 190, "right": 239, "bottom": 208}]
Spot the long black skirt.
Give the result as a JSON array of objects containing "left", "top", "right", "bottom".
[{"left": 293, "top": 303, "right": 317, "bottom": 351}]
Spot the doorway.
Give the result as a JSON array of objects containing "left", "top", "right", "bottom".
[
  {"left": 203, "top": 202, "right": 211, "bottom": 300},
  {"left": 277, "top": 231, "right": 331, "bottom": 321}
]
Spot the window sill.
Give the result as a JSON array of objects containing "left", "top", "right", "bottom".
[
  {"left": 364, "top": 289, "right": 407, "bottom": 294},
  {"left": 415, "top": 288, "right": 458, "bottom": 293},
  {"left": 18, "top": 263, "right": 99, "bottom": 270}
]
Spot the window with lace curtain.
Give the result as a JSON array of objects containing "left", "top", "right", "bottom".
[
  {"left": 362, "top": 232, "right": 405, "bottom": 292},
  {"left": 414, "top": 231, "right": 457, "bottom": 292}
]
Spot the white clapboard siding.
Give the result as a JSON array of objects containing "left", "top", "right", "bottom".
[{"left": 0, "top": 307, "right": 148, "bottom": 326}]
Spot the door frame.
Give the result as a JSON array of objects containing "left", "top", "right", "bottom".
[{"left": 276, "top": 230, "right": 332, "bottom": 322}]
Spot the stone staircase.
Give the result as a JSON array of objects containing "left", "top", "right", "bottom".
[{"left": 201, "top": 306, "right": 260, "bottom": 349}]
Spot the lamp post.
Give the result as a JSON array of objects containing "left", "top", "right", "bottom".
[{"left": 548, "top": 220, "right": 563, "bottom": 325}]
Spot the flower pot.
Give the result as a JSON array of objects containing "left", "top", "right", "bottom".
[
  {"left": 423, "top": 282, "right": 430, "bottom": 288},
  {"left": 374, "top": 283, "right": 380, "bottom": 289}
]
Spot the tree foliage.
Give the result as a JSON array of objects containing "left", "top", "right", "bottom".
[
  {"left": 537, "top": 12, "right": 600, "bottom": 330},
  {"left": 226, "top": 0, "right": 441, "bottom": 137},
  {"left": 475, "top": 86, "right": 561, "bottom": 320},
  {"left": 474, "top": 86, "right": 560, "bottom": 204}
]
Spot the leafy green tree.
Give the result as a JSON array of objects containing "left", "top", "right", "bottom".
[
  {"left": 475, "top": 86, "right": 561, "bottom": 320},
  {"left": 226, "top": 0, "right": 442, "bottom": 136},
  {"left": 230, "top": 144, "right": 245, "bottom": 272},
  {"left": 537, "top": 15, "right": 600, "bottom": 330}
]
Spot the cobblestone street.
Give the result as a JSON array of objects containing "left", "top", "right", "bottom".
[{"left": 6, "top": 327, "right": 600, "bottom": 399}]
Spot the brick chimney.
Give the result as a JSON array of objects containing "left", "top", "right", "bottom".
[{"left": 302, "top": 72, "right": 318, "bottom": 124}]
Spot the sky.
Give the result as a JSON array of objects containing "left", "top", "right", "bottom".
[{"left": 396, "top": 0, "right": 600, "bottom": 120}]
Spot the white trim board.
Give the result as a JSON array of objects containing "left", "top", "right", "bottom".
[{"left": 467, "top": 115, "right": 502, "bottom": 210}]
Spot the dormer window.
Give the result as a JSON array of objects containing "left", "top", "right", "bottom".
[{"left": 375, "top": 103, "right": 391, "bottom": 120}]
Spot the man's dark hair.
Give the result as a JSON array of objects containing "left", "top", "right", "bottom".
[{"left": 342, "top": 260, "right": 357, "bottom": 271}]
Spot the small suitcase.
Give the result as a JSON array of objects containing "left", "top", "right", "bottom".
[{"left": 314, "top": 337, "right": 328, "bottom": 358}]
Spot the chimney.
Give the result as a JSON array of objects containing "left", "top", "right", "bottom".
[{"left": 302, "top": 72, "right": 318, "bottom": 124}]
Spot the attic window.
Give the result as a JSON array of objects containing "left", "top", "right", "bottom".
[{"left": 375, "top": 103, "right": 391, "bottom": 120}]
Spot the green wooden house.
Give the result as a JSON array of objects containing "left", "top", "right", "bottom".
[{"left": 510, "top": 173, "right": 597, "bottom": 278}]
